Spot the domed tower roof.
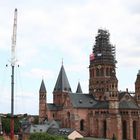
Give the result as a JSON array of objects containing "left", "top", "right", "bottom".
[{"left": 54, "top": 65, "right": 72, "bottom": 93}]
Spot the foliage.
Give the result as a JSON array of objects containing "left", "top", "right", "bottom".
[
  {"left": 32, "top": 116, "right": 39, "bottom": 124},
  {"left": 2, "top": 117, "right": 20, "bottom": 134},
  {"left": 29, "top": 132, "right": 67, "bottom": 140},
  {"left": 0, "top": 136, "right": 4, "bottom": 140}
]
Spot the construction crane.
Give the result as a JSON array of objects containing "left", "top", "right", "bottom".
[{"left": 10, "top": 8, "right": 17, "bottom": 140}]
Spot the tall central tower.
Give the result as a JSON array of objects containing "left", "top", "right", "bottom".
[{"left": 89, "top": 29, "right": 118, "bottom": 101}]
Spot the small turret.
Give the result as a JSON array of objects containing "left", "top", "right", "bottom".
[
  {"left": 135, "top": 70, "right": 140, "bottom": 106},
  {"left": 39, "top": 79, "right": 47, "bottom": 93},
  {"left": 39, "top": 79, "right": 47, "bottom": 123},
  {"left": 76, "top": 82, "right": 83, "bottom": 93}
]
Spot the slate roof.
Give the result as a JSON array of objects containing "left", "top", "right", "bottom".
[
  {"left": 47, "top": 91, "right": 139, "bottom": 110},
  {"left": 39, "top": 80, "right": 46, "bottom": 93},
  {"left": 119, "top": 100, "right": 139, "bottom": 109},
  {"left": 93, "top": 101, "right": 109, "bottom": 109},
  {"left": 47, "top": 103, "right": 63, "bottom": 111},
  {"left": 44, "top": 120, "right": 60, "bottom": 129},
  {"left": 54, "top": 65, "right": 72, "bottom": 93},
  {"left": 76, "top": 82, "right": 83, "bottom": 93},
  {"left": 23, "top": 120, "right": 60, "bottom": 134},
  {"left": 47, "top": 128, "right": 75, "bottom": 136},
  {"left": 47, "top": 93, "right": 110, "bottom": 109},
  {"left": 118, "top": 92, "right": 126, "bottom": 100},
  {"left": 30, "top": 124, "right": 49, "bottom": 133},
  {"left": 69, "top": 92, "right": 139, "bottom": 109},
  {"left": 69, "top": 93, "right": 97, "bottom": 108},
  {"left": 118, "top": 92, "right": 139, "bottom": 109}
]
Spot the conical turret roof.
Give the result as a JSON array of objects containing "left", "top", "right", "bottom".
[
  {"left": 76, "top": 82, "right": 83, "bottom": 93},
  {"left": 54, "top": 65, "right": 71, "bottom": 92},
  {"left": 39, "top": 79, "right": 47, "bottom": 93}
]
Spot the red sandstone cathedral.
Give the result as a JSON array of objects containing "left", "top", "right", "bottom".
[{"left": 39, "top": 29, "right": 140, "bottom": 140}]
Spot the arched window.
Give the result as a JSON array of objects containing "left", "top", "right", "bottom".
[
  {"left": 90, "top": 69, "right": 92, "bottom": 77},
  {"left": 67, "top": 112, "right": 70, "bottom": 119},
  {"left": 80, "top": 119, "right": 84, "bottom": 131},
  {"left": 101, "top": 68, "right": 104, "bottom": 76},
  {"left": 67, "top": 112, "right": 70, "bottom": 128},
  {"left": 103, "top": 120, "right": 107, "bottom": 138},
  {"left": 99, "top": 96, "right": 102, "bottom": 100},
  {"left": 53, "top": 113, "right": 55, "bottom": 118},
  {"left": 122, "top": 120, "right": 127, "bottom": 139},
  {"left": 110, "top": 68, "right": 112, "bottom": 76},
  {"left": 92, "top": 69, "right": 94, "bottom": 77},
  {"left": 133, "top": 121, "right": 137, "bottom": 139},
  {"left": 96, "top": 68, "right": 99, "bottom": 76},
  {"left": 106, "top": 68, "right": 109, "bottom": 76}
]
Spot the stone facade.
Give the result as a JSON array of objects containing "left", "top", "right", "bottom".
[{"left": 39, "top": 29, "right": 140, "bottom": 140}]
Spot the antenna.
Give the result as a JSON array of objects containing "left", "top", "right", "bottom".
[{"left": 10, "top": 8, "right": 17, "bottom": 140}]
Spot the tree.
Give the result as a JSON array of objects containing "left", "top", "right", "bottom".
[
  {"left": 0, "top": 137, "right": 4, "bottom": 140},
  {"left": 29, "top": 132, "right": 67, "bottom": 140},
  {"left": 2, "top": 117, "right": 20, "bottom": 134},
  {"left": 32, "top": 116, "right": 39, "bottom": 124}
]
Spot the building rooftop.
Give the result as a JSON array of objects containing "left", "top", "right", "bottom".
[
  {"left": 39, "top": 79, "right": 47, "bottom": 93},
  {"left": 54, "top": 65, "right": 72, "bottom": 93},
  {"left": 76, "top": 82, "right": 83, "bottom": 93}
]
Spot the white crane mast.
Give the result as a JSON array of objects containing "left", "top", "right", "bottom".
[
  {"left": 10, "top": 8, "right": 18, "bottom": 140},
  {"left": 11, "top": 8, "right": 17, "bottom": 66}
]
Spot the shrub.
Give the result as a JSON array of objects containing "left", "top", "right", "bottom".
[
  {"left": 29, "top": 132, "right": 67, "bottom": 140},
  {"left": 0, "top": 136, "right": 4, "bottom": 140}
]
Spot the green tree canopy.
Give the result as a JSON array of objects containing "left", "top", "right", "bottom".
[
  {"left": 29, "top": 132, "right": 67, "bottom": 140},
  {"left": 2, "top": 117, "right": 20, "bottom": 134}
]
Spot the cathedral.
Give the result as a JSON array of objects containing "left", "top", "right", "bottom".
[{"left": 39, "top": 29, "right": 140, "bottom": 140}]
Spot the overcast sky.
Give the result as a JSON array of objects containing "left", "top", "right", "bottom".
[{"left": 0, "top": 0, "right": 140, "bottom": 114}]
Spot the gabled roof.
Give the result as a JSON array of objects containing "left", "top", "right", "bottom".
[
  {"left": 76, "top": 82, "right": 83, "bottom": 93},
  {"left": 47, "top": 128, "right": 75, "bottom": 136},
  {"left": 118, "top": 92, "right": 126, "bottom": 100},
  {"left": 39, "top": 79, "right": 46, "bottom": 93},
  {"left": 119, "top": 92, "right": 139, "bottom": 109},
  {"left": 48, "top": 93, "right": 109, "bottom": 109},
  {"left": 119, "top": 100, "right": 139, "bottom": 109},
  {"left": 54, "top": 65, "right": 72, "bottom": 93},
  {"left": 69, "top": 93, "right": 97, "bottom": 108},
  {"left": 23, "top": 120, "right": 60, "bottom": 134},
  {"left": 44, "top": 120, "right": 60, "bottom": 129},
  {"left": 93, "top": 101, "right": 109, "bottom": 109},
  {"left": 47, "top": 103, "right": 63, "bottom": 111},
  {"left": 30, "top": 124, "right": 49, "bottom": 133}
]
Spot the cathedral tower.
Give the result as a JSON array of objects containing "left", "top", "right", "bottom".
[
  {"left": 135, "top": 70, "right": 140, "bottom": 106},
  {"left": 53, "top": 64, "right": 72, "bottom": 105},
  {"left": 89, "top": 29, "right": 118, "bottom": 103},
  {"left": 39, "top": 79, "right": 47, "bottom": 123}
]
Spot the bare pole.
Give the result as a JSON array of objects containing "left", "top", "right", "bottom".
[{"left": 10, "top": 8, "right": 17, "bottom": 140}]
